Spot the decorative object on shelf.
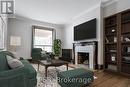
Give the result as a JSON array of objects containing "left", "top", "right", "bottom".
[
  {"left": 127, "top": 47, "right": 130, "bottom": 53},
  {"left": 110, "top": 50, "right": 116, "bottom": 52},
  {"left": 53, "top": 39, "right": 62, "bottom": 59},
  {"left": 121, "top": 36, "right": 123, "bottom": 41},
  {"left": 123, "top": 57, "right": 130, "bottom": 61},
  {"left": 114, "top": 37, "right": 117, "bottom": 42},
  {"left": 111, "top": 29, "right": 115, "bottom": 33},
  {"left": 125, "top": 37, "right": 130, "bottom": 42},
  {"left": 111, "top": 54, "right": 116, "bottom": 61},
  {"left": 123, "top": 57, "right": 130, "bottom": 64}
]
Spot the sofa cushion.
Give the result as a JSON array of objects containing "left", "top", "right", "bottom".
[
  {"left": 0, "top": 52, "right": 10, "bottom": 71},
  {"left": 6, "top": 55, "right": 24, "bottom": 69},
  {"left": 21, "top": 60, "right": 37, "bottom": 79}
]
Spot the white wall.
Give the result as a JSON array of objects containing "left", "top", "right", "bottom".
[
  {"left": 62, "top": 24, "right": 73, "bottom": 49},
  {"left": 62, "top": 4, "right": 104, "bottom": 65},
  {"left": 0, "top": 15, "right": 8, "bottom": 51},
  {"left": 7, "top": 17, "right": 63, "bottom": 59},
  {"left": 103, "top": 0, "right": 130, "bottom": 17}
]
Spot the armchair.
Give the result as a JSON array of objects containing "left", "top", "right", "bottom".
[
  {"left": 0, "top": 51, "right": 37, "bottom": 87},
  {"left": 31, "top": 48, "right": 48, "bottom": 61}
]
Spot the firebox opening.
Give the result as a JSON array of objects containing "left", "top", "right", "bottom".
[{"left": 78, "top": 52, "right": 89, "bottom": 65}]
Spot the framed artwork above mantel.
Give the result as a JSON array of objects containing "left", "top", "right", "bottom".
[{"left": 0, "top": 16, "right": 5, "bottom": 50}]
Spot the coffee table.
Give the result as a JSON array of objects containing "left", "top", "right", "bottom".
[{"left": 38, "top": 59, "right": 69, "bottom": 77}]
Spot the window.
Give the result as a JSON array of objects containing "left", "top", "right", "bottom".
[{"left": 32, "top": 26, "right": 55, "bottom": 52}]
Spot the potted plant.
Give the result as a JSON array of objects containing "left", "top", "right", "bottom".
[{"left": 53, "top": 39, "right": 62, "bottom": 59}]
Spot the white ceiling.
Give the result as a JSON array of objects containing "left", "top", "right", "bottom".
[{"left": 15, "top": 0, "right": 113, "bottom": 24}]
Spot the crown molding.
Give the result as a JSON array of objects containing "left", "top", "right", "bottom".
[
  {"left": 71, "top": 3, "right": 101, "bottom": 21},
  {"left": 102, "top": 0, "right": 119, "bottom": 7}
]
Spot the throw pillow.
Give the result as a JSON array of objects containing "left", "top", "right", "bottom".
[
  {"left": 13, "top": 53, "right": 20, "bottom": 59},
  {"left": 6, "top": 55, "right": 24, "bottom": 69}
]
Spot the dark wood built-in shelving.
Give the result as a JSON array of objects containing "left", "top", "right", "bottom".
[{"left": 104, "top": 9, "right": 130, "bottom": 76}]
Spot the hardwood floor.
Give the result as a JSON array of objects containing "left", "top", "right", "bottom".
[{"left": 90, "top": 71, "right": 130, "bottom": 87}]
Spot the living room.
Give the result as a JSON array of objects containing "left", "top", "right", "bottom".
[{"left": 0, "top": 0, "right": 130, "bottom": 87}]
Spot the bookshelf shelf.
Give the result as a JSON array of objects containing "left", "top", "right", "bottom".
[
  {"left": 105, "top": 42, "right": 117, "bottom": 45},
  {"left": 122, "top": 20, "right": 130, "bottom": 24},
  {"left": 105, "top": 24, "right": 117, "bottom": 28}
]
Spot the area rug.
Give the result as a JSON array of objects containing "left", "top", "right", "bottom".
[
  {"left": 32, "top": 64, "right": 73, "bottom": 87},
  {"left": 32, "top": 64, "right": 96, "bottom": 87}
]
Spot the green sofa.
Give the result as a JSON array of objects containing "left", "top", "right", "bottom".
[
  {"left": 0, "top": 51, "right": 37, "bottom": 87},
  {"left": 57, "top": 68, "right": 94, "bottom": 87}
]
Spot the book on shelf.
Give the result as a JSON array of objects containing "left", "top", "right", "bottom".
[
  {"left": 105, "top": 37, "right": 109, "bottom": 43},
  {"left": 114, "top": 37, "right": 117, "bottom": 42},
  {"left": 127, "top": 47, "right": 130, "bottom": 52}
]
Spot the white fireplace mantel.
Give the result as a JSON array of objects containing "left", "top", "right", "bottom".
[{"left": 75, "top": 45, "right": 95, "bottom": 69}]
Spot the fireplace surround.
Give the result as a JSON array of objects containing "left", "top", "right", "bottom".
[{"left": 73, "top": 41, "right": 98, "bottom": 69}]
